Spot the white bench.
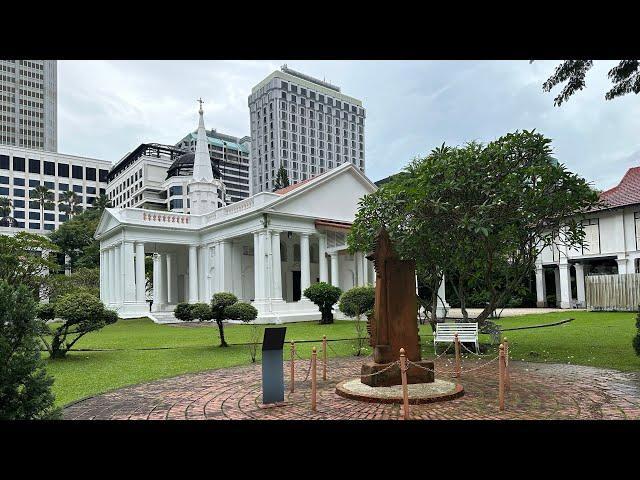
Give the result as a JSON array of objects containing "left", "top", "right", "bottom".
[{"left": 434, "top": 322, "right": 479, "bottom": 353}]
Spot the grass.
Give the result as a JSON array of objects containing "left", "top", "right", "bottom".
[{"left": 43, "top": 311, "right": 640, "bottom": 408}]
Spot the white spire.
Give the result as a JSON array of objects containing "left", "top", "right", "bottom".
[{"left": 192, "top": 98, "right": 214, "bottom": 182}]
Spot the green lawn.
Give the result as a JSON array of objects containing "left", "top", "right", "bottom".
[{"left": 44, "top": 311, "right": 640, "bottom": 408}]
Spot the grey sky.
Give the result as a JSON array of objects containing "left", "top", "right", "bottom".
[{"left": 58, "top": 60, "right": 640, "bottom": 190}]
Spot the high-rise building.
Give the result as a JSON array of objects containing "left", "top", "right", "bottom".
[
  {"left": 0, "top": 144, "right": 110, "bottom": 233},
  {"left": 248, "top": 65, "right": 366, "bottom": 194},
  {"left": 175, "top": 128, "right": 251, "bottom": 203},
  {"left": 0, "top": 60, "right": 57, "bottom": 152}
]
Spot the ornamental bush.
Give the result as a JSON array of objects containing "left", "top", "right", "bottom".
[
  {"left": 174, "top": 303, "right": 193, "bottom": 322},
  {"left": 40, "top": 292, "right": 118, "bottom": 359},
  {"left": 190, "top": 303, "right": 212, "bottom": 321},
  {"left": 339, "top": 285, "right": 375, "bottom": 319},
  {"left": 0, "top": 280, "right": 59, "bottom": 419},
  {"left": 303, "top": 282, "right": 342, "bottom": 324},
  {"left": 225, "top": 302, "right": 258, "bottom": 322},
  {"left": 211, "top": 292, "right": 239, "bottom": 347}
]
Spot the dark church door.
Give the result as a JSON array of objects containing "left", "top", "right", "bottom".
[{"left": 292, "top": 271, "right": 301, "bottom": 301}]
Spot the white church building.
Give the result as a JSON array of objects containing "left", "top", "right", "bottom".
[{"left": 95, "top": 105, "right": 377, "bottom": 323}]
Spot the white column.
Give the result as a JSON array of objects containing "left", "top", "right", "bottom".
[
  {"left": 558, "top": 263, "right": 572, "bottom": 309},
  {"left": 574, "top": 263, "right": 586, "bottom": 307},
  {"left": 535, "top": 265, "right": 547, "bottom": 307},
  {"left": 436, "top": 275, "right": 449, "bottom": 318},
  {"left": 114, "top": 243, "right": 122, "bottom": 305},
  {"left": 300, "top": 233, "right": 310, "bottom": 292},
  {"left": 253, "top": 232, "right": 263, "bottom": 300},
  {"left": 262, "top": 232, "right": 272, "bottom": 299},
  {"left": 99, "top": 249, "right": 106, "bottom": 303},
  {"left": 330, "top": 251, "right": 340, "bottom": 288},
  {"left": 363, "top": 255, "right": 369, "bottom": 285},
  {"left": 108, "top": 247, "right": 115, "bottom": 304},
  {"left": 554, "top": 267, "right": 561, "bottom": 307},
  {"left": 123, "top": 241, "right": 136, "bottom": 303},
  {"left": 198, "top": 245, "right": 206, "bottom": 302},
  {"left": 271, "top": 231, "right": 283, "bottom": 300},
  {"left": 135, "top": 242, "right": 146, "bottom": 303},
  {"left": 355, "top": 252, "right": 364, "bottom": 286},
  {"left": 318, "top": 233, "right": 328, "bottom": 283},
  {"left": 152, "top": 253, "right": 164, "bottom": 310},
  {"left": 616, "top": 255, "right": 628, "bottom": 275},
  {"left": 232, "top": 241, "right": 243, "bottom": 300},
  {"left": 166, "top": 253, "right": 175, "bottom": 304},
  {"left": 188, "top": 245, "right": 198, "bottom": 303}
]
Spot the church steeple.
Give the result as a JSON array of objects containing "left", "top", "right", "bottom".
[
  {"left": 192, "top": 98, "right": 214, "bottom": 182},
  {"left": 188, "top": 99, "right": 223, "bottom": 215}
]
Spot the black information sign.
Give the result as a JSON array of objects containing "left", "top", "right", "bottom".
[{"left": 261, "top": 327, "right": 287, "bottom": 404}]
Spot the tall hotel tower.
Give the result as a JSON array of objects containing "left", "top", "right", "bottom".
[
  {"left": 0, "top": 60, "right": 57, "bottom": 152},
  {"left": 248, "top": 65, "right": 365, "bottom": 193}
]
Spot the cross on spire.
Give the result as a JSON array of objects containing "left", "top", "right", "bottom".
[{"left": 197, "top": 97, "right": 204, "bottom": 113}]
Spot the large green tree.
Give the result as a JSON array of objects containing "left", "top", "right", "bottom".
[
  {"left": 48, "top": 205, "right": 103, "bottom": 271},
  {"left": 349, "top": 130, "right": 600, "bottom": 325},
  {"left": 58, "top": 191, "right": 82, "bottom": 218},
  {"left": 541, "top": 60, "right": 639, "bottom": 106},
  {"left": 0, "top": 281, "right": 58, "bottom": 419},
  {"left": 0, "top": 232, "right": 59, "bottom": 296}
]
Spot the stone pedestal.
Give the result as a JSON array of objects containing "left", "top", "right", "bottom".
[{"left": 361, "top": 360, "right": 434, "bottom": 387}]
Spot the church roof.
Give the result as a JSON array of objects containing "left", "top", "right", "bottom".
[
  {"left": 273, "top": 169, "right": 333, "bottom": 195},
  {"left": 598, "top": 166, "right": 640, "bottom": 210}
]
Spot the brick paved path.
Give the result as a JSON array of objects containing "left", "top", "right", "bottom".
[{"left": 63, "top": 356, "right": 640, "bottom": 420}]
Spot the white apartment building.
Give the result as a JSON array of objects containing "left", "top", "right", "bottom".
[
  {"left": 248, "top": 65, "right": 366, "bottom": 194},
  {"left": 535, "top": 166, "right": 640, "bottom": 308},
  {"left": 0, "top": 144, "right": 110, "bottom": 233},
  {"left": 0, "top": 60, "right": 57, "bottom": 152}
]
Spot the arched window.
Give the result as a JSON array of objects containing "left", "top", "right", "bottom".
[
  {"left": 280, "top": 242, "right": 287, "bottom": 262},
  {"left": 293, "top": 244, "right": 300, "bottom": 262}
]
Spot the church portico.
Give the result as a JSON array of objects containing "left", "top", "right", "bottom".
[{"left": 95, "top": 103, "right": 378, "bottom": 323}]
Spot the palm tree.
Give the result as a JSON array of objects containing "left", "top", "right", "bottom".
[
  {"left": 92, "top": 193, "right": 111, "bottom": 210},
  {"left": 0, "top": 196, "right": 11, "bottom": 218},
  {"left": 31, "top": 185, "right": 54, "bottom": 229},
  {"left": 58, "top": 191, "right": 82, "bottom": 218}
]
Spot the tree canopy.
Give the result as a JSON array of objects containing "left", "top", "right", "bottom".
[
  {"left": 348, "top": 130, "right": 600, "bottom": 324},
  {"left": 541, "top": 60, "right": 640, "bottom": 106},
  {"left": 48, "top": 204, "right": 104, "bottom": 270}
]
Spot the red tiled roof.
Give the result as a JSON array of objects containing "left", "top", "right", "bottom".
[
  {"left": 314, "top": 219, "right": 352, "bottom": 230},
  {"left": 273, "top": 170, "right": 331, "bottom": 195},
  {"left": 599, "top": 166, "right": 640, "bottom": 209}
]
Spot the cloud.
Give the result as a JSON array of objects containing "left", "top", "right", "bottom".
[{"left": 58, "top": 60, "right": 639, "bottom": 189}]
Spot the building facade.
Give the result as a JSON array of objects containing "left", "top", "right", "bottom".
[
  {"left": 248, "top": 65, "right": 366, "bottom": 194},
  {"left": 95, "top": 106, "right": 376, "bottom": 323},
  {"left": 175, "top": 129, "right": 251, "bottom": 202},
  {"left": 0, "top": 60, "right": 57, "bottom": 152},
  {"left": 535, "top": 166, "right": 640, "bottom": 308},
  {"left": 0, "top": 144, "right": 110, "bottom": 233}
]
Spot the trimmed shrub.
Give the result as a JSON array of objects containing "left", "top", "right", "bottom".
[
  {"left": 41, "top": 292, "right": 115, "bottom": 359},
  {"left": 210, "top": 292, "right": 239, "bottom": 347},
  {"left": 174, "top": 302, "right": 193, "bottom": 322},
  {"left": 225, "top": 302, "right": 258, "bottom": 322},
  {"left": 190, "top": 303, "right": 212, "bottom": 321},
  {"left": 303, "top": 282, "right": 342, "bottom": 324},
  {"left": 339, "top": 285, "right": 375, "bottom": 318}
]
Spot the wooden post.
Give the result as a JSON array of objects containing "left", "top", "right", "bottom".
[
  {"left": 290, "top": 341, "right": 295, "bottom": 393},
  {"left": 311, "top": 347, "right": 317, "bottom": 411},
  {"left": 498, "top": 343, "right": 505, "bottom": 411},
  {"left": 454, "top": 333, "right": 461, "bottom": 378},
  {"left": 400, "top": 347, "right": 410, "bottom": 420},
  {"left": 322, "top": 335, "right": 327, "bottom": 381},
  {"left": 503, "top": 337, "right": 510, "bottom": 391}
]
